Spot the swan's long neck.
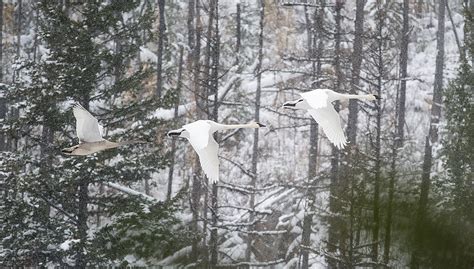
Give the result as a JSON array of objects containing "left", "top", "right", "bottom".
[
  {"left": 335, "top": 93, "right": 375, "bottom": 101},
  {"left": 216, "top": 123, "right": 258, "bottom": 130}
]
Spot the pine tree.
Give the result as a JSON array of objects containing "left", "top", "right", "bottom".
[{"left": 1, "top": 1, "right": 184, "bottom": 266}]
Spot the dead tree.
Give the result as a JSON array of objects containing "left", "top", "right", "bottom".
[
  {"left": 246, "top": 0, "right": 265, "bottom": 264},
  {"left": 411, "top": 0, "right": 445, "bottom": 267},
  {"left": 383, "top": 0, "right": 409, "bottom": 264}
]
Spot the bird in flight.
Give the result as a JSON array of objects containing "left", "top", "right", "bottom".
[
  {"left": 62, "top": 104, "right": 144, "bottom": 156},
  {"left": 167, "top": 120, "right": 265, "bottom": 183},
  {"left": 283, "top": 89, "right": 380, "bottom": 149}
]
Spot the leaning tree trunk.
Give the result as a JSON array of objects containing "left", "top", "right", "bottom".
[
  {"left": 383, "top": 0, "right": 409, "bottom": 264},
  {"left": 245, "top": 0, "right": 264, "bottom": 264},
  {"left": 411, "top": 0, "right": 445, "bottom": 267}
]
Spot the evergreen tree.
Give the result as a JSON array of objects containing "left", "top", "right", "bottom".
[{"left": 1, "top": 1, "right": 185, "bottom": 266}]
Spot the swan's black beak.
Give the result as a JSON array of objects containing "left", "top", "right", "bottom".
[
  {"left": 61, "top": 148, "right": 73, "bottom": 155},
  {"left": 374, "top": 94, "right": 382, "bottom": 100},
  {"left": 282, "top": 102, "right": 296, "bottom": 109},
  {"left": 256, "top": 122, "right": 266, "bottom": 128},
  {"left": 167, "top": 130, "right": 183, "bottom": 137}
]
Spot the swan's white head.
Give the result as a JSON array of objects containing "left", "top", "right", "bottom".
[
  {"left": 283, "top": 99, "right": 306, "bottom": 109},
  {"left": 368, "top": 94, "right": 381, "bottom": 101},
  {"left": 167, "top": 128, "right": 189, "bottom": 139}
]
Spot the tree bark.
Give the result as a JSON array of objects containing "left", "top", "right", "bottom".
[
  {"left": 209, "top": 1, "right": 219, "bottom": 267},
  {"left": 190, "top": 0, "right": 203, "bottom": 262},
  {"left": 371, "top": 0, "right": 384, "bottom": 262},
  {"left": 302, "top": 4, "right": 324, "bottom": 268},
  {"left": 167, "top": 46, "right": 184, "bottom": 201},
  {"left": 384, "top": 0, "right": 409, "bottom": 264},
  {"left": 236, "top": 2, "right": 241, "bottom": 56},
  {"left": 245, "top": 0, "right": 264, "bottom": 263},
  {"left": 156, "top": 0, "right": 166, "bottom": 97},
  {"left": 411, "top": 0, "right": 445, "bottom": 267},
  {"left": 187, "top": 0, "right": 195, "bottom": 53},
  {"left": 328, "top": 0, "right": 343, "bottom": 266},
  {"left": 346, "top": 0, "right": 365, "bottom": 146},
  {"left": 0, "top": 1, "right": 5, "bottom": 151}
]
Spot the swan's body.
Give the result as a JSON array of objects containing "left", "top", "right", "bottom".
[
  {"left": 62, "top": 104, "right": 143, "bottom": 156},
  {"left": 167, "top": 120, "right": 265, "bottom": 183},
  {"left": 283, "top": 89, "right": 379, "bottom": 149}
]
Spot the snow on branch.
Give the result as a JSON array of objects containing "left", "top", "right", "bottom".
[
  {"left": 104, "top": 182, "right": 157, "bottom": 203},
  {"left": 157, "top": 246, "right": 192, "bottom": 266},
  {"left": 218, "top": 259, "right": 285, "bottom": 267}
]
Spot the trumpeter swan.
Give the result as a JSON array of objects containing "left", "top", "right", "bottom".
[
  {"left": 167, "top": 120, "right": 265, "bottom": 183},
  {"left": 283, "top": 89, "right": 379, "bottom": 149},
  {"left": 62, "top": 104, "right": 144, "bottom": 156}
]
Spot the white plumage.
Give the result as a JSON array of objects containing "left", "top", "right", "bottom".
[
  {"left": 62, "top": 104, "right": 144, "bottom": 156},
  {"left": 73, "top": 104, "right": 104, "bottom": 143},
  {"left": 167, "top": 120, "right": 265, "bottom": 183},
  {"left": 283, "top": 89, "right": 379, "bottom": 149}
]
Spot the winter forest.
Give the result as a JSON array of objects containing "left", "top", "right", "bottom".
[{"left": 0, "top": 0, "right": 473, "bottom": 267}]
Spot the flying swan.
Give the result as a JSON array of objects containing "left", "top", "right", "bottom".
[
  {"left": 167, "top": 120, "right": 265, "bottom": 183},
  {"left": 283, "top": 89, "right": 379, "bottom": 149},
  {"left": 62, "top": 104, "right": 144, "bottom": 156}
]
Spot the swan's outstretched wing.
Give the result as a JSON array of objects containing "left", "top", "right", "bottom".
[
  {"left": 307, "top": 106, "right": 347, "bottom": 149},
  {"left": 73, "top": 104, "right": 104, "bottom": 143},
  {"left": 300, "top": 89, "right": 329, "bottom": 110},
  {"left": 184, "top": 120, "right": 211, "bottom": 150},
  {"left": 196, "top": 139, "right": 219, "bottom": 183}
]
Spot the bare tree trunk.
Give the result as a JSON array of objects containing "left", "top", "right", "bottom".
[
  {"left": 328, "top": 1, "right": 343, "bottom": 266},
  {"left": 417, "top": 0, "right": 423, "bottom": 17},
  {"left": 346, "top": 0, "right": 365, "bottom": 146},
  {"left": 209, "top": 2, "right": 220, "bottom": 267},
  {"left": 245, "top": 0, "right": 264, "bottom": 263},
  {"left": 383, "top": 0, "right": 409, "bottom": 264},
  {"left": 190, "top": 0, "right": 203, "bottom": 262},
  {"left": 13, "top": 0, "right": 22, "bottom": 83},
  {"left": 301, "top": 4, "right": 324, "bottom": 268},
  {"left": 0, "top": 0, "right": 3, "bottom": 83},
  {"left": 411, "top": 0, "right": 445, "bottom": 267},
  {"left": 0, "top": 0, "right": 5, "bottom": 151},
  {"left": 236, "top": 2, "right": 241, "bottom": 57},
  {"left": 471, "top": 0, "right": 474, "bottom": 66},
  {"left": 187, "top": 0, "right": 195, "bottom": 53},
  {"left": 167, "top": 46, "right": 184, "bottom": 201},
  {"left": 156, "top": 0, "right": 166, "bottom": 98},
  {"left": 331, "top": 0, "right": 365, "bottom": 266},
  {"left": 371, "top": 0, "right": 384, "bottom": 262}
]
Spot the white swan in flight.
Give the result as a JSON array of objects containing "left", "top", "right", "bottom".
[
  {"left": 167, "top": 120, "right": 265, "bottom": 183},
  {"left": 62, "top": 104, "right": 144, "bottom": 156},
  {"left": 283, "top": 89, "right": 379, "bottom": 149}
]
